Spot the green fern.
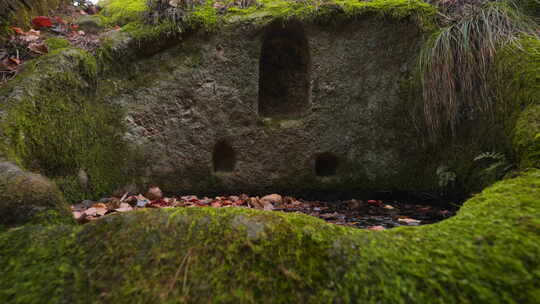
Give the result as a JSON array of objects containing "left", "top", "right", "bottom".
[{"left": 474, "top": 151, "right": 514, "bottom": 181}]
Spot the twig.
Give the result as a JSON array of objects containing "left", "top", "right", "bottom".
[{"left": 167, "top": 248, "right": 193, "bottom": 294}]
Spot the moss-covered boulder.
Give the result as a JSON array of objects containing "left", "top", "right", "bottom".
[
  {"left": 1, "top": 169, "right": 540, "bottom": 302},
  {"left": 0, "top": 47, "right": 135, "bottom": 202},
  {"left": 0, "top": 162, "right": 73, "bottom": 228}
]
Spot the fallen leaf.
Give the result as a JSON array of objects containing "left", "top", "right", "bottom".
[
  {"left": 398, "top": 218, "right": 421, "bottom": 225},
  {"left": 84, "top": 207, "right": 107, "bottom": 217},
  {"left": 91, "top": 203, "right": 108, "bottom": 209},
  {"left": 260, "top": 194, "right": 283, "bottom": 206},
  {"left": 383, "top": 205, "right": 395, "bottom": 210},
  {"left": 368, "top": 226, "right": 385, "bottom": 231},
  {"left": 9, "top": 57, "right": 21, "bottom": 65},
  {"left": 115, "top": 203, "right": 133, "bottom": 212},
  {"left": 54, "top": 16, "right": 67, "bottom": 25},
  {"left": 73, "top": 211, "right": 84, "bottom": 220},
  {"left": 27, "top": 29, "right": 41, "bottom": 36},
  {"left": 28, "top": 42, "right": 48, "bottom": 54},
  {"left": 11, "top": 27, "right": 25, "bottom": 35},
  {"left": 249, "top": 197, "right": 263, "bottom": 209},
  {"left": 32, "top": 16, "right": 53, "bottom": 28}
]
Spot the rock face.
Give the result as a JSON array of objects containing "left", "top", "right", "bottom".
[
  {"left": 0, "top": 162, "right": 73, "bottom": 227},
  {"left": 108, "top": 18, "right": 441, "bottom": 194}
]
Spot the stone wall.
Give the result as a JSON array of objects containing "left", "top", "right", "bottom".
[{"left": 107, "top": 17, "right": 439, "bottom": 194}]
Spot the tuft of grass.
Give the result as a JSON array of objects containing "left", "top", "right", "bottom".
[{"left": 419, "top": 0, "right": 538, "bottom": 136}]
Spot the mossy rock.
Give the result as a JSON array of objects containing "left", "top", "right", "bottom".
[
  {"left": 44, "top": 37, "right": 71, "bottom": 51},
  {"left": 0, "top": 162, "right": 73, "bottom": 228},
  {"left": 98, "top": 0, "right": 436, "bottom": 45},
  {"left": 514, "top": 105, "right": 540, "bottom": 168},
  {"left": 0, "top": 47, "right": 136, "bottom": 202},
  {"left": 1, "top": 169, "right": 540, "bottom": 302}
]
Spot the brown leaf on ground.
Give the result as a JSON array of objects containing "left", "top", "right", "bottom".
[
  {"left": 260, "top": 194, "right": 283, "bottom": 206},
  {"left": 28, "top": 42, "right": 48, "bottom": 54},
  {"left": 84, "top": 207, "right": 107, "bottom": 217},
  {"left": 115, "top": 203, "right": 133, "bottom": 212}
]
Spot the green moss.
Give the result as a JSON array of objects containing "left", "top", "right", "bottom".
[
  {"left": 495, "top": 37, "right": 540, "bottom": 168},
  {"left": 96, "top": 0, "right": 436, "bottom": 50},
  {"left": 2, "top": 170, "right": 540, "bottom": 302},
  {"left": 0, "top": 225, "right": 83, "bottom": 303},
  {"left": 0, "top": 48, "right": 133, "bottom": 202},
  {"left": 100, "top": 0, "right": 148, "bottom": 26},
  {"left": 0, "top": 162, "right": 74, "bottom": 227},
  {"left": 518, "top": 0, "right": 540, "bottom": 19},
  {"left": 514, "top": 105, "right": 540, "bottom": 168},
  {"left": 44, "top": 37, "right": 71, "bottom": 51}
]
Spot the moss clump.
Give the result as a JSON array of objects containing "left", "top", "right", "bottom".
[
  {"left": 1, "top": 170, "right": 540, "bottom": 302},
  {"left": 496, "top": 37, "right": 540, "bottom": 110},
  {"left": 44, "top": 37, "right": 71, "bottom": 51},
  {"left": 0, "top": 162, "right": 74, "bottom": 227},
  {"left": 99, "top": 0, "right": 148, "bottom": 26},
  {"left": 0, "top": 225, "right": 82, "bottom": 302},
  {"left": 0, "top": 48, "right": 133, "bottom": 202},
  {"left": 97, "top": 0, "right": 436, "bottom": 47},
  {"left": 494, "top": 37, "right": 540, "bottom": 168},
  {"left": 514, "top": 105, "right": 540, "bottom": 168}
]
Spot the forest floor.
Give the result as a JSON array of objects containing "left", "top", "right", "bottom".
[
  {"left": 0, "top": 1, "right": 107, "bottom": 85},
  {"left": 72, "top": 190, "right": 458, "bottom": 230}
]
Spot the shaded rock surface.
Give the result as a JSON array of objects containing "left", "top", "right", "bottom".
[{"left": 0, "top": 162, "right": 73, "bottom": 227}]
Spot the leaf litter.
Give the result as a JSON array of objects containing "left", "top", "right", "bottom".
[
  {"left": 71, "top": 188, "right": 457, "bottom": 230},
  {"left": 1, "top": 1, "right": 108, "bottom": 86}
]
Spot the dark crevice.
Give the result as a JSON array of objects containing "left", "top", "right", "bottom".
[
  {"left": 213, "top": 140, "right": 236, "bottom": 173},
  {"left": 315, "top": 153, "right": 339, "bottom": 176},
  {"left": 258, "top": 19, "right": 311, "bottom": 117}
]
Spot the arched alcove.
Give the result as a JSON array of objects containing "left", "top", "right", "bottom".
[
  {"left": 315, "top": 153, "right": 339, "bottom": 176},
  {"left": 258, "top": 20, "right": 311, "bottom": 117},
  {"left": 213, "top": 140, "right": 236, "bottom": 173}
]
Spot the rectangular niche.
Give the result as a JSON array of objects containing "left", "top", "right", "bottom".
[
  {"left": 258, "top": 19, "right": 311, "bottom": 118},
  {"left": 213, "top": 140, "right": 236, "bottom": 173}
]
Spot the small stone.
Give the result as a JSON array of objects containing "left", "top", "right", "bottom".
[
  {"left": 81, "top": 200, "right": 94, "bottom": 208},
  {"left": 146, "top": 187, "right": 163, "bottom": 201},
  {"left": 78, "top": 168, "right": 89, "bottom": 191},
  {"left": 249, "top": 197, "right": 263, "bottom": 209},
  {"left": 345, "top": 199, "right": 361, "bottom": 210},
  {"left": 76, "top": 15, "right": 103, "bottom": 34},
  {"left": 260, "top": 194, "right": 283, "bottom": 206}
]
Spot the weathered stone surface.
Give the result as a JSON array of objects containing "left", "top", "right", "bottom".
[
  {"left": 107, "top": 18, "right": 442, "bottom": 194},
  {"left": 76, "top": 15, "right": 104, "bottom": 34},
  {"left": 0, "top": 162, "right": 73, "bottom": 227}
]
